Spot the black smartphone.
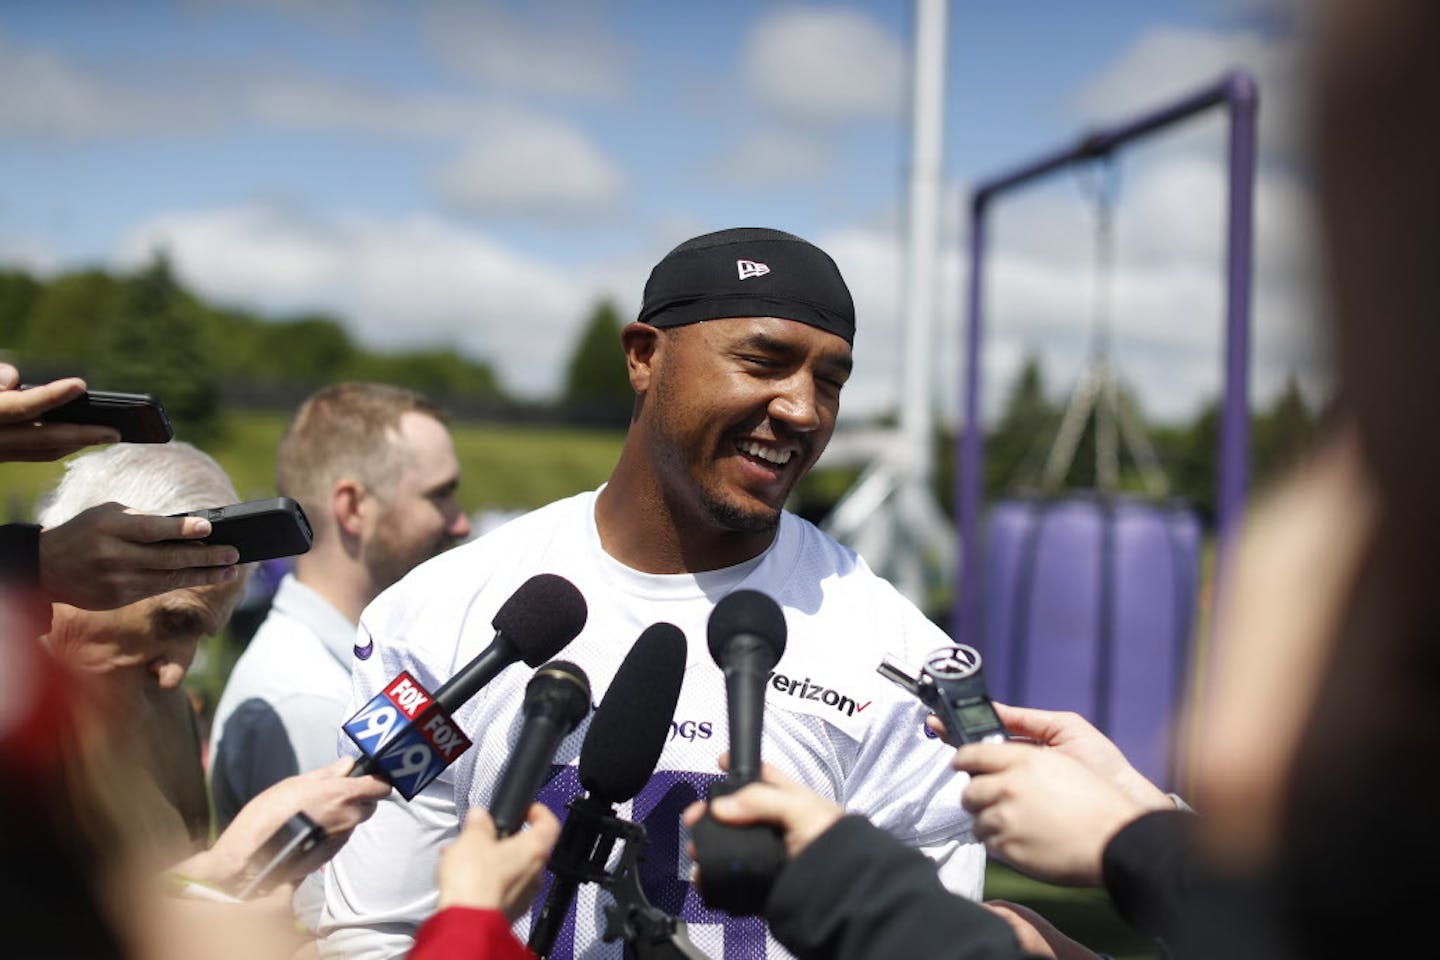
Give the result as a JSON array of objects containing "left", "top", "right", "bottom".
[
  {"left": 174, "top": 497, "right": 314, "bottom": 563},
  {"left": 235, "top": 812, "right": 326, "bottom": 900},
  {"left": 28, "top": 387, "right": 173, "bottom": 443}
]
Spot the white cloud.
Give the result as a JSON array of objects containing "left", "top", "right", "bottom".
[
  {"left": 244, "top": 75, "right": 496, "bottom": 138},
  {"left": 433, "top": 121, "right": 625, "bottom": 218},
  {"left": 1072, "top": 25, "right": 1309, "bottom": 162},
  {"left": 0, "top": 32, "right": 219, "bottom": 138},
  {"left": 815, "top": 225, "right": 906, "bottom": 419},
  {"left": 116, "top": 204, "right": 601, "bottom": 398},
  {"left": 423, "top": 1, "right": 629, "bottom": 101},
  {"left": 0, "top": 235, "right": 62, "bottom": 275},
  {"left": 709, "top": 129, "right": 831, "bottom": 185},
  {"left": 743, "top": 7, "right": 905, "bottom": 124}
]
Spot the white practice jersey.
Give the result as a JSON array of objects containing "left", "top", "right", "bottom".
[{"left": 321, "top": 489, "right": 983, "bottom": 960}]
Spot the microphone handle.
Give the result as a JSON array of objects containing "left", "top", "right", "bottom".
[
  {"left": 348, "top": 755, "right": 381, "bottom": 779},
  {"left": 723, "top": 635, "right": 773, "bottom": 783},
  {"left": 528, "top": 794, "right": 620, "bottom": 956},
  {"left": 529, "top": 875, "right": 580, "bottom": 958},
  {"left": 432, "top": 636, "right": 511, "bottom": 715},
  {"left": 491, "top": 714, "right": 570, "bottom": 837}
]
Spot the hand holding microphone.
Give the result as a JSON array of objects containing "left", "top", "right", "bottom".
[
  {"left": 683, "top": 758, "right": 844, "bottom": 861},
  {"left": 690, "top": 589, "right": 788, "bottom": 916},
  {"left": 437, "top": 804, "right": 563, "bottom": 924}
]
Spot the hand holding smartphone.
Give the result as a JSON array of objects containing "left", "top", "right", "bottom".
[
  {"left": 30, "top": 387, "right": 173, "bottom": 444},
  {"left": 171, "top": 497, "right": 314, "bottom": 563},
  {"left": 235, "top": 812, "right": 327, "bottom": 900}
]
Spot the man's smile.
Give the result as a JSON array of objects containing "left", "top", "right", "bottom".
[{"left": 737, "top": 438, "right": 795, "bottom": 467}]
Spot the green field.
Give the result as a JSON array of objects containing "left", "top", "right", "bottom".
[{"left": 986, "top": 862, "right": 1162, "bottom": 958}]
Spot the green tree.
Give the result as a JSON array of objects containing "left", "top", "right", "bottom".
[
  {"left": 349, "top": 348, "right": 502, "bottom": 399},
  {"left": 92, "top": 252, "right": 221, "bottom": 443},
  {"left": 0, "top": 268, "right": 41, "bottom": 348},
  {"left": 561, "top": 300, "right": 631, "bottom": 407},
  {"left": 19, "top": 269, "right": 125, "bottom": 370},
  {"left": 983, "top": 355, "right": 1059, "bottom": 496},
  {"left": 1251, "top": 375, "right": 1317, "bottom": 487},
  {"left": 257, "top": 313, "right": 357, "bottom": 384}
]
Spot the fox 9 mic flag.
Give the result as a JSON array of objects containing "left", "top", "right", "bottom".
[
  {"left": 343, "top": 671, "right": 471, "bottom": 799},
  {"left": 347, "top": 572, "right": 586, "bottom": 783}
]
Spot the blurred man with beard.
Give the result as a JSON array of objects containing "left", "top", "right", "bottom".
[{"left": 210, "top": 383, "right": 471, "bottom": 830}]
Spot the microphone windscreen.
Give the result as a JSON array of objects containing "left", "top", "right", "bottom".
[
  {"left": 706, "top": 589, "right": 787, "bottom": 665},
  {"left": 493, "top": 574, "right": 588, "bottom": 666},
  {"left": 578, "top": 622, "right": 687, "bottom": 802}
]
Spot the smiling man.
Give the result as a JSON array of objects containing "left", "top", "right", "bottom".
[{"left": 322, "top": 228, "right": 983, "bottom": 960}]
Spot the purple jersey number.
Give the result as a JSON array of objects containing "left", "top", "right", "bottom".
[{"left": 532, "top": 767, "right": 768, "bottom": 960}]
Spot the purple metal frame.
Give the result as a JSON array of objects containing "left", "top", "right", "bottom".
[{"left": 953, "top": 69, "right": 1258, "bottom": 642}]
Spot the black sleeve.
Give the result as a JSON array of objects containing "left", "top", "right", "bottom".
[
  {"left": 1102, "top": 809, "right": 1292, "bottom": 960},
  {"left": 0, "top": 522, "right": 54, "bottom": 638},
  {"left": 766, "top": 815, "right": 1031, "bottom": 960},
  {"left": 0, "top": 522, "right": 42, "bottom": 587},
  {"left": 1101, "top": 809, "right": 1197, "bottom": 940}
]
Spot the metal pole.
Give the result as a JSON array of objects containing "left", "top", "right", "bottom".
[
  {"left": 900, "top": 0, "right": 947, "bottom": 479},
  {"left": 894, "top": 0, "right": 949, "bottom": 601},
  {"left": 954, "top": 193, "right": 987, "bottom": 643},
  {"left": 1218, "top": 71, "right": 1257, "bottom": 547}
]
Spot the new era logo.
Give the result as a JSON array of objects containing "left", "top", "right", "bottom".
[{"left": 737, "top": 259, "right": 770, "bottom": 280}]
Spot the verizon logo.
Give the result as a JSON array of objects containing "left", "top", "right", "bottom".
[{"left": 768, "top": 670, "right": 871, "bottom": 717}]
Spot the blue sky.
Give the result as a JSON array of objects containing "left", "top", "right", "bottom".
[{"left": 0, "top": 0, "right": 1316, "bottom": 423}]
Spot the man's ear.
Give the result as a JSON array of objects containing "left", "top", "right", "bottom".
[
  {"left": 332, "top": 479, "right": 367, "bottom": 537},
  {"left": 620, "top": 322, "right": 661, "bottom": 393}
]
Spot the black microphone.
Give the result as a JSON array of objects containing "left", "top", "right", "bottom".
[
  {"left": 349, "top": 574, "right": 587, "bottom": 781},
  {"left": 528, "top": 622, "right": 687, "bottom": 958},
  {"left": 489, "top": 660, "right": 592, "bottom": 837},
  {"left": 692, "top": 589, "right": 788, "bottom": 915},
  {"left": 434, "top": 573, "right": 589, "bottom": 715},
  {"left": 708, "top": 589, "right": 786, "bottom": 783}
]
